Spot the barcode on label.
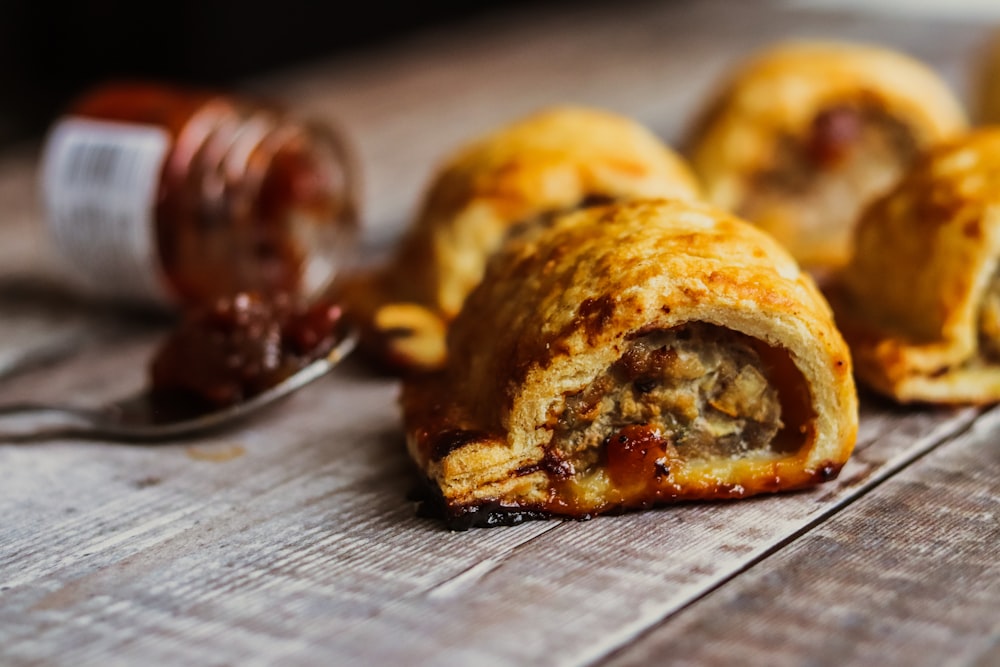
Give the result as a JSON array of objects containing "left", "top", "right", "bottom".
[
  {"left": 40, "top": 117, "right": 172, "bottom": 304},
  {"left": 60, "top": 139, "right": 146, "bottom": 189}
]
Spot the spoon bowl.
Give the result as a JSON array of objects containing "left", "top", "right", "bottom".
[{"left": 0, "top": 329, "right": 358, "bottom": 442}]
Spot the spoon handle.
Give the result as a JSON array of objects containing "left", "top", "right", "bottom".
[{"left": 0, "top": 402, "right": 103, "bottom": 441}]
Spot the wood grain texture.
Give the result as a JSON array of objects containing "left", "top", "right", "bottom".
[
  {"left": 0, "top": 1, "right": 998, "bottom": 665},
  {"left": 0, "top": 335, "right": 981, "bottom": 665},
  {"left": 603, "top": 406, "right": 1000, "bottom": 667}
]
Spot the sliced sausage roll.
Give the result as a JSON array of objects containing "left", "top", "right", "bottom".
[
  {"left": 404, "top": 199, "right": 858, "bottom": 528},
  {"left": 687, "top": 41, "right": 966, "bottom": 275},
  {"left": 340, "top": 106, "right": 700, "bottom": 372},
  {"left": 831, "top": 129, "right": 1000, "bottom": 404}
]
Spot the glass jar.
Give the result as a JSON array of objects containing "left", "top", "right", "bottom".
[{"left": 39, "top": 82, "right": 359, "bottom": 307}]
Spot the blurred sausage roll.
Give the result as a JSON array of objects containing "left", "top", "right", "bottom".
[
  {"left": 687, "top": 41, "right": 966, "bottom": 274},
  {"left": 832, "top": 129, "right": 1000, "bottom": 404},
  {"left": 405, "top": 199, "right": 858, "bottom": 528},
  {"left": 340, "top": 106, "right": 700, "bottom": 372}
]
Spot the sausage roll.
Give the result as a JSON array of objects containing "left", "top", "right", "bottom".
[
  {"left": 341, "top": 106, "right": 700, "bottom": 372},
  {"left": 687, "top": 41, "right": 967, "bottom": 274},
  {"left": 404, "top": 199, "right": 858, "bottom": 528},
  {"left": 831, "top": 129, "right": 1000, "bottom": 404}
]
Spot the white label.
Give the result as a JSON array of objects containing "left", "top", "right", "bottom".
[{"left": 40, "top": 117, "right": 172, "bottom": 305}]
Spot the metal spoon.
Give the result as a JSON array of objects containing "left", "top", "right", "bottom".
[{"left": 0, "top": 328, "right": 358, "bottom": 442}]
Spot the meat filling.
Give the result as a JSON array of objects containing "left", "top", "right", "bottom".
[
  {"left": 979, "top": 267, "right": 1000, "bottom": 362},
  {"left": 552, "top": 324, "right": 784, "bottom": 474},
  {"left": 503, "top": 194, "right": 616, "bottom": 244},
  {"left": 739, "top": 105, "right": 919, "bottom": 266}
]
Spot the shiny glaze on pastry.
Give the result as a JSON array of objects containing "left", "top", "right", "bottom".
[{"left": 404, "top": 199, "right": 858, "bottom": 528}]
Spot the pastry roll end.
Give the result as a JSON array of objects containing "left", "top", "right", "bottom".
[{"left": 688, "top": 40, "right": 966, "bottom": 272}]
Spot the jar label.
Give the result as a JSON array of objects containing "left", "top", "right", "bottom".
[{"left": 40, "top": 117, "right": 173, "bottom": 305}]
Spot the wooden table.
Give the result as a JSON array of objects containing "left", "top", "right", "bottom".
[{"left": 1, "top": 2, "right": 998, "bottom": 664}]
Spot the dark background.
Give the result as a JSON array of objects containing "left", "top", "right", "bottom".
[{"left": 0, "top": 0, "right": 582, "bottom": 147}]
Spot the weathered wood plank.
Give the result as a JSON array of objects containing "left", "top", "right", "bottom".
[
  {"left": 601, "top": 405, "right": 1000, "bottom": 667},
  {"left": 0, "top": 330, "right": 981, "bottom": 665}
]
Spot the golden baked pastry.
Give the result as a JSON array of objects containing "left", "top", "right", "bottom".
[
  {"left": 340, "top": 106, "right": 700, "bottom": 372},
  {"left": 687, "top": 41, "right": 967, "bottom": 274},
  {"left": 405, "top": 199, "right": 858, "bottom": 528},
  {"left": 831, "top": 129, "right": 1000, "bottom": 404}
]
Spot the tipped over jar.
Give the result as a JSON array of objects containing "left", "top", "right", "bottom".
[{"left": 39, "top": 82, "right": 359, "bottom": 307}]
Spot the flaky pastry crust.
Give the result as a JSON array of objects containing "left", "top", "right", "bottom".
[
  {"left": 404, "top": 199, "right": 858, "bottom": 528},
  {"left": 340, "top": 106, "right": 700, "bottom": 372},
  {"left": 831, "top": 129, "right": 1000, "bottom": 404},
  {"left": 687, "top": 40, "right": 966, "bottom": 271}
]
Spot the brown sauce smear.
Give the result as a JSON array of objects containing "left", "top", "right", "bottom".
[{"left": 604, "top": 424, "right": 672, "bottom": 488}]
